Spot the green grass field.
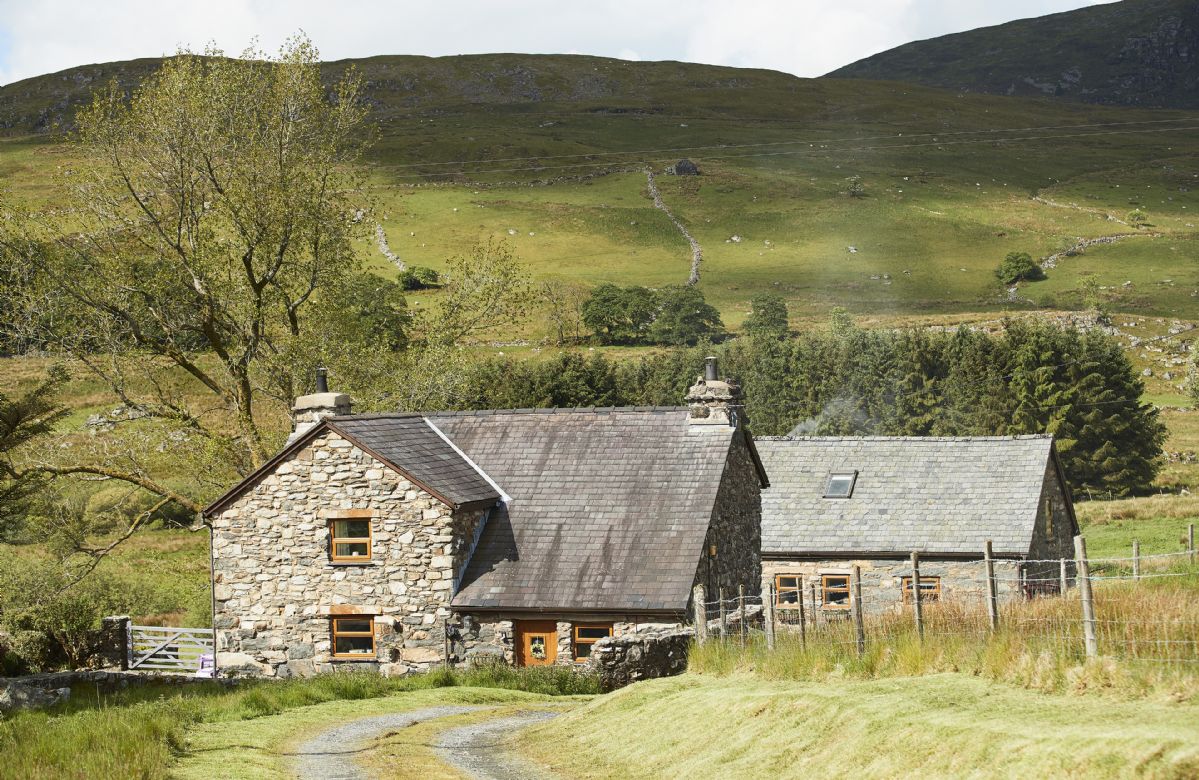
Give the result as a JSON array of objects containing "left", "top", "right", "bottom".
[{"left": 524, "top": 673, "right": 1199, "bottom": 779}]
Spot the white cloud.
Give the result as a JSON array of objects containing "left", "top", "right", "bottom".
[{"left": 0, "top": 0, "right": 1119, "bottom": 86}]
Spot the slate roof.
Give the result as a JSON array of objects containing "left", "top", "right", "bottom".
[
  {"left": 331, "top": 416, "right": 500, "bottom": 508},
  {"left": 757, "top": 435, "right": 1059, "bottom": 557},
  {"left": 203, "top": 415, "right": 501, "bottom": 515},
  {"left": 421, "top": 408, "right": 746, "bottom": 612}
]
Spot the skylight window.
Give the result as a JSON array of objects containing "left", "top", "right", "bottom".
[{"left": 824, "top": 471, "right": 857, "bottom": 498}]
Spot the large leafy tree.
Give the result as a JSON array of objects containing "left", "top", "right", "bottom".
[
  {"left": 0, "top": 369, "right": 68, "bottom": 540},
  {"left": 0, "top": 38, "right": 370, "bottom": 513}
]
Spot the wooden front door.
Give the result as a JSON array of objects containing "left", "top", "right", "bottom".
[{"left": 515, "top": 620, "right": 558, "bottom": 667}]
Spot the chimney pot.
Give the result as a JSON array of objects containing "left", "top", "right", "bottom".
[
  {"left": 704, "top": 356, "right": 718, "bottom": 381},
  {"left": 315, "top": 367, "right": 329, "bottom": 394}
]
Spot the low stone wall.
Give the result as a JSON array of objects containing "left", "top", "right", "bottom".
[
  {"left": 588, "top": 627, "right": 694, "bottom": 692},
  {"left": 1, "top": 670, "right": 235, "bottom": 713}
]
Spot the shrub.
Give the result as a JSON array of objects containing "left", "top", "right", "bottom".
[
  {"left": 398, "top": 265, "right": 441, "bottom": 290},
  {"left": 995, "top": 251, "right": 1045, "bottom": 284}
]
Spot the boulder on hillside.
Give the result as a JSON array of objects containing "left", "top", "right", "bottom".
[{"left": 673, "top": 158, "right": 700, "bottom": 176}]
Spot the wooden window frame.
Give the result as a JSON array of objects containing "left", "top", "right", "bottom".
[
  {"left": 572, "top": 623, "right": 613, "bottom": 662},
  {"left": 330, "top": 616, "right": 376, "bottom": 659},
  {"left": 774, "top": 574, "right": 803, "bottom": 608},
  {"left": 821, "top": 574, "right": 851, "bottom": 610},
  {"left": 824, "top": 471, "right": 858, "bottom": 499},
  {"left": 327, "top": 510, "right": 373, "bottom": 563},
  {"left": 901, "top": 576, "right": 942, "bottom": 604}
]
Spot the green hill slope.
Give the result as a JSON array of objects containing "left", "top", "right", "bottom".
[
  {"left": 828, "top": 0, "right": 1199, "bottom": 109},
  {"left": 2, "top": 53, "right": 1198, "bottom": 327}
]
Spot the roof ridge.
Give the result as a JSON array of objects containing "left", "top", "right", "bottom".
[
  {"left": 756, "top": 434, "right": 1053, "bottom": 442},
  {"left": 336, "top": 406, "right": 688, "bottom": 420}
]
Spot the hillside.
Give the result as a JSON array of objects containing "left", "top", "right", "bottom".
[
  {"left": 3, "top": 53, "right": 1198, "bottom": 335},
  {"left": 828, "top": 0, "right": 1199, "bottom": 109}
]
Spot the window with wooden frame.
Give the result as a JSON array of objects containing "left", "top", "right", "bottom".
[
  {"left": 901, "top": 576, "right": 942, "bottom": 604},
  {"left": 331, "top": 616, "right": 375, "bottom": 658},
  {"left": 775, "top": 574, "right": 803, "bottom": 607},
  {"left": 328, "top": 514, "right": 372, "bottom": 562},
  {"left": 821, "top": 574, "right": 851, "bottom": 609},
  {"left": 573, "top": 624, "right": 613, "bottom": 661}
]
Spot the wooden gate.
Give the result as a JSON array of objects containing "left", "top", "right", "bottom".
[{"left": 128, "top": 624, "right": 214, "bottom": 674}]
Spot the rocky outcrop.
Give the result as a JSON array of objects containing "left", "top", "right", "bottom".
[{"left": 0, "top": 679, "right": 70, "bottom": 714}]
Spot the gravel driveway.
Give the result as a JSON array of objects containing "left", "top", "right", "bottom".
[
  {"left": 291, "top": 705, "right": 486, "bottom": 780},
  {"left": 435, "top": 709, "right": 564, "bottom": 779},
  {"left": 290, "top": 704, "right": 564, "bottom": 779}
]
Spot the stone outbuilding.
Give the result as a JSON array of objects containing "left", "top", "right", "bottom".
[
  {"left": 756, "top": 435, "right": 1078, "bottom": 617},
  {"left": 202, "top": 359, "right": 767, "bottom": 677}
]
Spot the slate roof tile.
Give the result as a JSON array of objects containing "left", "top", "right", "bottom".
[{"left": 757, "top": 435, "right": 1054, "bottom": 557}]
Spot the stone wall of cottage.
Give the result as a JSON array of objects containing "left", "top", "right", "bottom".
[
  {"left": 448, "top": 614, "right": 686, "bottom": 667},
  {"left": 761, "top": 558, "right": 1024, "bottom": 617},
  {"left": 1026, "top": 457, "right": 1078, "bottom": 594},
  {"left": 210, "top": 429, "right": 489, "bottom": 677},
  {"left": 694, "top": 429, "right": 763, "bottom": 617}
]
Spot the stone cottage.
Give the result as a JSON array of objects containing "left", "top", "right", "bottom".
[
  {"left": 202, "top": 360, "right": 767, "bottom": 677},
  {"left": 756, "top": 435, "right": 1077, "bottom": 617}
]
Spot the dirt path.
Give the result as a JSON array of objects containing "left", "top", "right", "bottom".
[
  {"left": 435, "top": 709, "right": 563, "bottom": 779},
  {"left": 291, "top": 705, "right": 486, "bottom": 780}
]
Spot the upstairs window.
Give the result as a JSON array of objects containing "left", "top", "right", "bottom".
[
  {"left": 901, "top": 576, "right": 942, "bottom": 603},
  {"left": 331, "top": 617, "right": 375, "bottom": 658},
  {"left": 329, "top": 517, "right": 372, "bottom": 562},
  {"left": 824, "top": 471, "right": 858, "bottom": 498},
  {"left": 775, "top": 574, "right": 803, "bottom": 608},
  {"left": 821, "top": 575, "right": 851, "bottom": 609},
  {"left": 573, "top": 624, "right": 613, "bottom": 661}
]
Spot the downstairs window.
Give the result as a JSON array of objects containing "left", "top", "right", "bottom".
[
  {"left": 775, "top": 574, "right": 803, "bottom": 607},
  {"left": 901, "top": 576, "right": 942, "bottom": 603},
  {"left": 821, "top": 575, "right": 851, "bottom": 609},
  {"left": 331, "top": 617, "right": 376, "bottom": 658},
  {"left": 573, "top": 624, "right": 613, "bottom": 661}
]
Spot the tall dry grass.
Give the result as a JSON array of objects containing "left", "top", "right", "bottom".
[{"left": 693, "top": 569, "right": 1199, "bottom": 701}]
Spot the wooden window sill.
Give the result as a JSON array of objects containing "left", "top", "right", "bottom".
[{"left": 329, "top": 560, "right": 382, "bottom": 567}]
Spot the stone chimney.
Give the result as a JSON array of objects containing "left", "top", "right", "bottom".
[
  {"left": 685, "top": 356, "right": 743, "bottom": 427},
  {"left": 288, "top": 367, "right": 351, "bottom": 444}
]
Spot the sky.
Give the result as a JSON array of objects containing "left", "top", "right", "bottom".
[{"left": 0, "top": 0, "right": 1118, "bottom": 87}]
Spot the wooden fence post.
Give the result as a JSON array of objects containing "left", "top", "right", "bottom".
[
  {"left": 719, "top": 587, "right": 727, "bottom": 641},
  {"left": 693, "top": 584, "right": 707, "bottom": 645},
  {"left": 1059, "top": 558, "right": 1068, "bottom": 596},
  {"left": 763, "top": 582, "right": 776, "bottom": 651},
  {"left": 738, "top": 585, "right": 747, "bottom": 648},
  {"left": 1132, "top": 539, "right": 1141, "bottom": 581},
  {"left": 910, "top": 551, "right": 924, "bottom": 640},
  {"left": 1189, "top": 524, "right": 1195, "bottom": 566},
  {"left": 1075, "top": 535, "right": 1098, "bottom": 659},
  {"left": 852, "top": 565, "right": 866, "bottom": 656},
  {"left": 984, "top": 541, "right": 999, "bottom": 632},
  {"left": 808, "top": 580, "right": 818, "bottom": 629},
  {"left": 797, "top": 575, "right": 807, "bottom": 649}
]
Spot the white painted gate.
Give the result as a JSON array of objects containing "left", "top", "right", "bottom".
[{"left": 128, "top": 624, "right": 214, "bottom": 674}]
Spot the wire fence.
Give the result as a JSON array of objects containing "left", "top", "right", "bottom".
[{"left": 693, "top": 529, "right": 1199, "bottom": 669}]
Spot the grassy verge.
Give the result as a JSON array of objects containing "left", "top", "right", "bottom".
[
  {"left": 523, "top": 673, "right": 1199, "bottom": 779},
  {"left": 0, "top": 666, "right": 597, "bottom": 780},
  {"left": 1078, "top": 495, "right": 1199, "bottom": 561}
]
